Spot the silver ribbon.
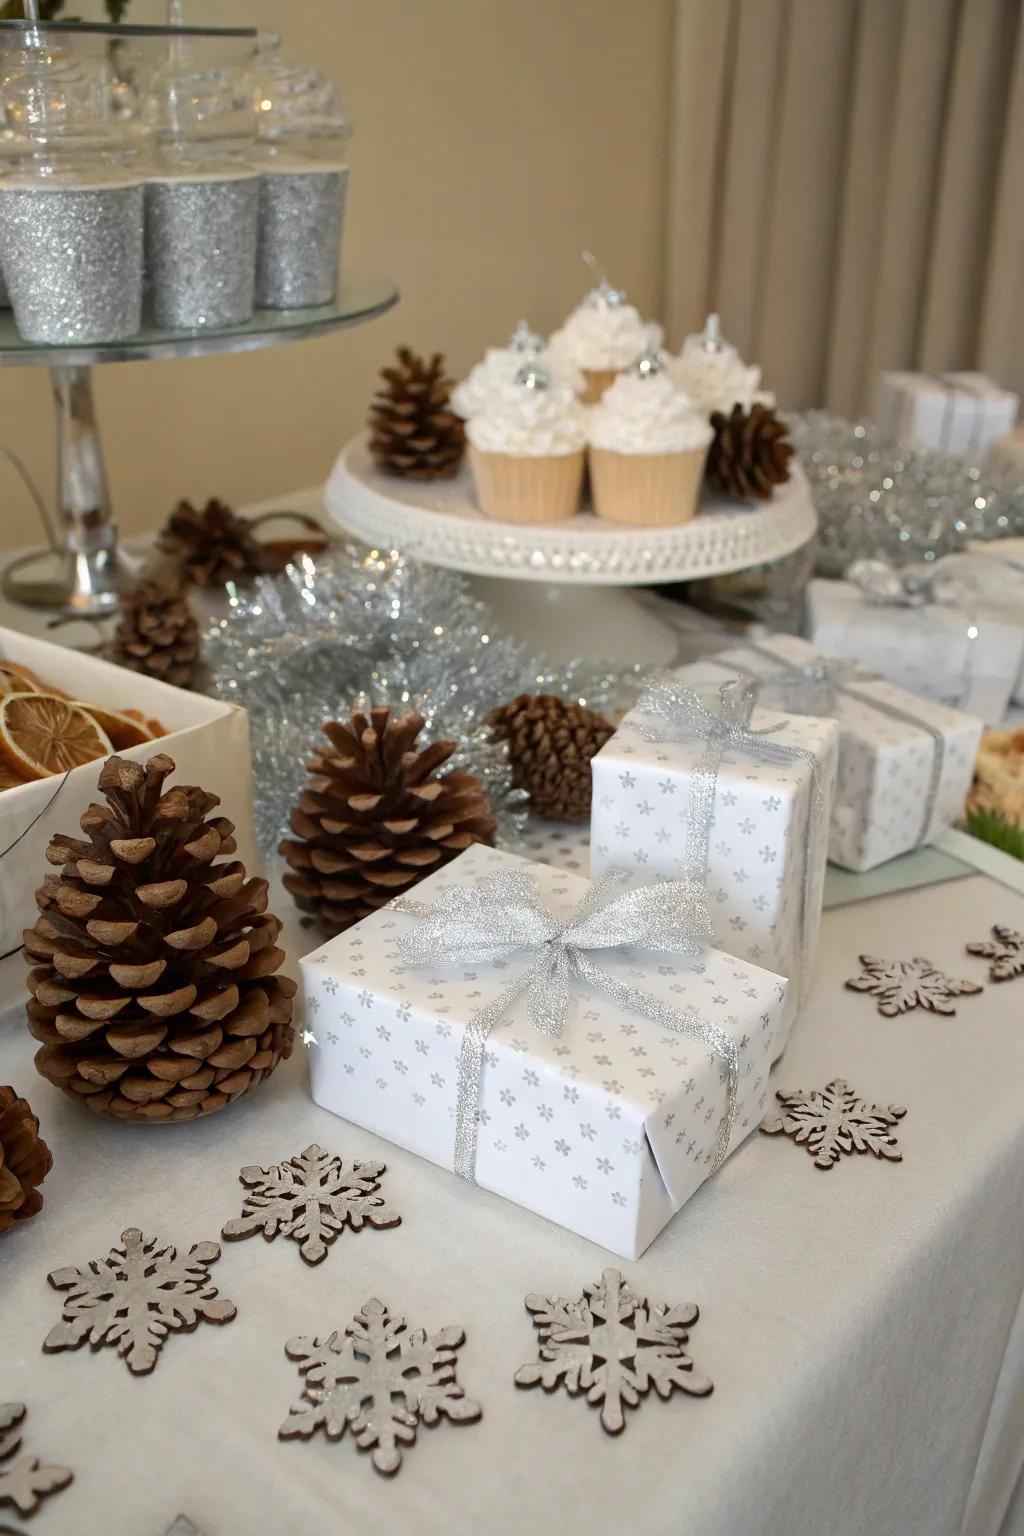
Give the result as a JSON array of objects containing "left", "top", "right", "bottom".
[
  {"left": 393, "top": 865, "right": 737, "bottom": 1185},
  {"left": 632, "top": 675, "right": 825, "bottom": 1003},
  {"left": 847, "top": 553, "right": 1024, "bottom": 612},
  {"left": 755, "top": 656, "right": 869, "bottom": 718}
]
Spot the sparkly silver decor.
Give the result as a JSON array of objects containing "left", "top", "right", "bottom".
[
  {"left": 201, "top": 544, "right": 627, "bottom": 858},
  {"left": 0, "top": 182, "right": 143, "bottom": 343},
  {"left": 256, "top": 166, "right": 347, "bottom": 309},
  {"left": 145, "top": 173, "right": 259, "bottom": 330},
  {"left": 789, "top": 411, "right": 1024, "bottom": 575}
]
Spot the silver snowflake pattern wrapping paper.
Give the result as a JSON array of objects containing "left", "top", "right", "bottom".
[
  {"left": 299, "top": 844, "right": 787, "bottom": 1259},
  {"left": 589, "top": 672, "right": 837, "bottom": 1058},
  {"left": 712, "top": 634, "right": 982, "bottom": 872}
]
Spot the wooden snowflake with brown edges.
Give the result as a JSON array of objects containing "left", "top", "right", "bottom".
[
  {"left": 0, "top": 1403, "right": 72, "bottom": 1520},
  {"left": 966, "top": 925, "right": 1024, "bottom": 982},
  {"left": 845, "top": 954, "right": 982, "bottom": 1016},
  {"left": 761, "top": 1078, "right": 906, "bottom": 1169}
]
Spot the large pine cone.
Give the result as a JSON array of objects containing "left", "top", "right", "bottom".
[
  {"left": 24, "top": 754, "right": 296, "bottom": 1124},
  {"left": 706, "top": 403, "right": 794, "bottom": 500},
  {"left": 280, "top": 706, "right": 495, "bottom": 936},
  {"left": 111, "top": 577, "right": 200, "bottom": 690},
  {"left": 368, "top": 347, "right": 466, "bottom": 480},
  {"left": 157, "top": 497, "right": 266, "bottom": 588},
  {"left": 0, "top": 1085, "right": 52, "bottom": 1235},
  {"left": 487, "top": 694, "right": 613, "bottom": 822}
]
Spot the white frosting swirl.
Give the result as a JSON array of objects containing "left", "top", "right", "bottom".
[
  {"left": 452, "top": 345, "right": 582, "bottom": 419},
  {"left": 667, "top": 342, "right": 773, "bottom": 416},
  {"left": 587, "top": 370, "right": 712, "bottom": 454},
  {"left": 467, "top": 375, "right": 587, "bottom": 456},
  {"left": 548, "top": 300, "right": 662, "bottom": 372}
]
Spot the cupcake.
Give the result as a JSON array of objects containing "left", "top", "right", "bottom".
[
  {"left": 667, "top": 313, "right": 773, "bottom": 417},
  {"left": 587, "top": 353, "right": 712, "bottom": 526},
  {"left": 467, "top": 361, "right": 587, "bottom": 524},
  {"left": 451, "top": 320, "right": 582, "bottom": 419},
  {"left": 548, "top": 274, "right": 661, "bottom": 404}
]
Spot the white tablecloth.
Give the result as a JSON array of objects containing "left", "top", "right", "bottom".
[{"left": 2, "top": 860, "right": 1024, "bottom": 1536}]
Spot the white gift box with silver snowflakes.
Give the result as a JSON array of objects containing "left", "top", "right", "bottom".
[
  {"left": 300, "top": 844, "right": 787, "bottom": 1260},
  {"left": 590, "top": 672, "right": 838, "bottom": 1056}
]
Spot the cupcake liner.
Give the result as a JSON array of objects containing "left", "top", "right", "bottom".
[
  {"left": 588, "top": 445, "right": 707, "bottom": 526},
  {"left": 469, "top": 445, "right": 585, "bottom": 523},
  {"left": 580, "top": 367, "right": 619, "bottom": 405}
]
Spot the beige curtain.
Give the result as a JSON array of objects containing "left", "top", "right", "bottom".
[{"left": 664, "top": 0, "right": 1024, "bottom": 415}]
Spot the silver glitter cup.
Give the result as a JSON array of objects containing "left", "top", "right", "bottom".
[
  {"left": 0, "top": 179, "right": 144, "bottom": 344},
  {"left": 255, "top": 164, "right": 347, "bottom": 309},
  {"left": 145, "top": 170, "right": 259, "bottom": 330}
]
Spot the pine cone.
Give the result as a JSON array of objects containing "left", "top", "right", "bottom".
[
  {"left": 706, "top": 403, "right": 794, "bottom": 501},
  {"left": 111, "top": 577, "right": 200, "bottom": 690},
  {"left": 157, "top": 497, "right": 266, "bottom": 588},
  {"left": 487, "top": 693, "right": 613, "bottom": 822},
  {"left": 0, "top": 1085, "right": 52, "bottom": 1235},
  {"left": 24, "top": 754, "right": 296, "bottom": 1124},
  {"left": 368, "top": 347, "right": 466, "bottom": 480},
  {"left": 280, "top": 707, "right": 496, "bottom": 936}
]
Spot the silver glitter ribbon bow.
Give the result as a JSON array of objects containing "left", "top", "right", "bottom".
[
  {"left": 847, "top": 553, "right": 1024, "bottom": 611},
  {"left": 756, "top": 657, "right": 871, "bottom": 718},
  {"left": 633, "top": 675, "right": 824, "bottom": 1001},
  {"left": 393, "top": 865, "right": 736, "bottom": 1185}
]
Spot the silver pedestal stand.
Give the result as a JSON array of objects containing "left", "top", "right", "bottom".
[{"left": 0, "top": 275, "right": 399, "bottom": 615}]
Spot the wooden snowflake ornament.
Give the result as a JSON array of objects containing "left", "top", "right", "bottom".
[
  {"left": 44, "top": 1227, "right": 237, "bottom": 1376},
  {"left": 845, "top": 954, "right": 982, "bottom": 1015},
  {"left": 966, "top": 925, "right": 1024, "bottom": 982},
  {"left": 761, "top": 1079, "right": 906, "bottom": 1169},
  {"left": 221, "top": 1143, "right": 401, "bottom": 1266},
  {"left": 514, "top": 1268, "right": 713, "bottom": 1436},
  {"left": 0, "top": 1403, "right": 73, "bottom": 1519},
  {"left": 279, "top": 1298, "right": 481, "bottom": 1476}
]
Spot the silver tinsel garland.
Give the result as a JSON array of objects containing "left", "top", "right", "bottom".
[
  {"left": 789, "top": 411, "right": 1024, "bottom": 575},
  {"left": 201, "top": 544, "right": 627, "bottom": 858}
]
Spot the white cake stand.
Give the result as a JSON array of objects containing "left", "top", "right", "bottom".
[{"left": 324, "top": 434, "right": 817, "bottom": 664}]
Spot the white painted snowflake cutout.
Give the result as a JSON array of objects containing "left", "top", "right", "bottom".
[
  {"left": 845, "top": 954, "right": 982, "bottom": 1016},
  {"left": 222, "top": 1144, "right": 401, "bottom": 1266},
  {"left": 966, "top": 925, "right": 1024, "bottom": 983},
  {"left": 761, "top": 1078, "right": 906, "bottom": 1169},
  {"left": 514, "top": 1267, "right": 712, "bottom": 1435},
  {"left": 279, "top": 1298, "right": 481, "bottom": 1476}
]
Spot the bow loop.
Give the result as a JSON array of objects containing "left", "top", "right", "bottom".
[{"left": 847, "top": 553, "right": 1024, "bottom": 613}]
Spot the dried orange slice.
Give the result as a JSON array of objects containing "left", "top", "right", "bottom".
[
  {"left": 0, "top": 661, "right": 42, "bottom": 696},
  {"left": 122, "top": 709, "right": 168, "bottom": 739},
  {"left": 0, "top": 694, "right": 112, "bottom": 780},
  {"left": 76, "top": 703, "right": 155, "bottom": 751},
  {"left": 0, "top": 760, "right": 29, "bottom": 793}
]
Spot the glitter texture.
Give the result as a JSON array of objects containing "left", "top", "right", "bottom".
[
  {"left": 256, "top": 166, "right": 347, "bottom": 309},
  {"left": 145, "top": 174, "right": 258, "bottom": 330},
  {"left": 0, "top": 182, "right": 143, "bottom": 343}
]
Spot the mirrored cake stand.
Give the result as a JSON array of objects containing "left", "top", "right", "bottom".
[{"left": 0, "top": 274, "right": 399, "bottom": 615}]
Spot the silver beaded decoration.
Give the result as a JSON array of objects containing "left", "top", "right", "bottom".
[
  {"left": 256, "top": 165, "right": 347, "bottom": 309},
  {"left": 0, "top": 182, "right": 144, "bottom": 343},
  {"left": 145, "top": 173, "right": 259, "bottom": 330}
]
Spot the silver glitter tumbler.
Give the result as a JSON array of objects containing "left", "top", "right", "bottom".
[
  {"left": 145, "top": 170, "right": 259, "bottom": 330},
  {"left": 256, "top": 163, "right": 347, "bottom": 308}
]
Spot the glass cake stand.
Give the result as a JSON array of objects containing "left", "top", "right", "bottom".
[
  {"left": 323, "top": 433, "right": 818, "bottom": 664},
  {"left": 0, "top": 275, "right": 399, "bottom": 615}
]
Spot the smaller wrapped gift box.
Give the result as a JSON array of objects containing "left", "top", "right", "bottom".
[
  {"left": 0, "top": 625, "right": 257, "bottom": 978},
  {"left": 806, "top": 576, "right": 1023, "bottom": 723},
  {"left": 301, "top": 843, "right": 787, "bottom": 1260},
  {"left": 712, "top": 633, "right": 983, "bottom": 872},
  {"left": 590, "top": 672, "right": 837, "bottom": 1056},
  {"left": 873, "top": 370, "right": 1018, "bottom": 458}
]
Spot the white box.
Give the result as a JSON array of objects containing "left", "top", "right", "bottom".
[
  {"left": 301, "top": 843, "right": 787, "bottom": 1260},
  {"left": 873, "top": 370, "right": 1019, "bottom": 458},
  {"left": 713, "top": 633, "right": 983, "bottom": 872},
  {"left": 0, "top": 626, "right": 257, "bottom": 971},
  {"left": 590, "top": 671, "right": 837, "bottom": 1056}
]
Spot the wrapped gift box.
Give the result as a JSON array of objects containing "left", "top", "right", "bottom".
[
  {"left": 712, "top": 632, "right": 983, "bottom": 872},
  {"left": 873, "top": 371, "right": 1018, "bottom": 458},
  {"left": 0, "top": 625, "right": 257, "bottom": 979},
  {"left": 301, "top": 843, "right": 787, "bottom": 1260},
  {"left": 590, "top": 670, "right": 837, "bottom": 1055},
  {"left": 806, "top": 576, "right": 1023, "bottom": 723}
]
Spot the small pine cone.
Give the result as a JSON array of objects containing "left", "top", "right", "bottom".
[
  {"left": 24, "top": 754, "right": 296, "bottom": 1124},
  {"left": 280, "top": 706, "right": 496, "bottom": 937},
  {"left": 487, "top": 693, "right": 613, "bottom": 822},
  {"left": 157, "top": 497, "right": 267, "bottom": 588},
  {"left": 368, "top": 347, "right": 466, "bottom": 481},
  {"left": 111, "top": 577, "right": 200, "bottom": 690},
  {"left": 706, "top": 403, "right": 794, "bottom": 501},
  {"left": 0, "top": 1085, "right": 52, "bottom": 1235}
]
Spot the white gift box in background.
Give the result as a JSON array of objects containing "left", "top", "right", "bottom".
[
  {"left": 0, "top": 626, "right": 258, "bottom": 987},
  {"left": 301, "top": 843, "right": 787, "bottom": 1260},
  {"left": 590, "top": 674, "right": 836, "bottom": 1056},
  {"left": 874, "top": 371, "right": 1019, "bottom": 458},
  {"left": 805, "top": 576, "right": 1023, "bottom": 723},
  {"left": 714, "top": 633, "right": 983, "bottom": 872}
]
